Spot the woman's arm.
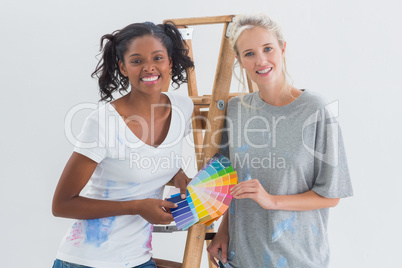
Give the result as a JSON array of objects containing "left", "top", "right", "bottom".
[
  {"left": 52, "top": 152, "right": 176, "bottom": 224},
  {"left": 207, "top": 212, "right": 230, "bottom": 267},
  {"left": 230, "top": 179, "right": 339, "bottom": 211}
]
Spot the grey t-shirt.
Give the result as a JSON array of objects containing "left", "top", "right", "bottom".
[{"left": 221, "top": 90, "right": 353, "bottom": 268}]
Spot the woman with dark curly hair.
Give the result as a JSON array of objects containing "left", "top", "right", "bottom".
[{"left": 52, "top": 21, "right": 194, "bottom": 268}]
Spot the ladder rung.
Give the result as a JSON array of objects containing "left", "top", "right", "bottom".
[
  {"left": 190, "top": 93, "right": 245, "bottom": 107},
  {"left": 205, "top": 232, "right": 216, "bottom": 240},
  {"left": 190, "top": 96, "right": 211, "bottom": 107},
  {"left": 165, "top": 15, "right": 234, "bottom": 26}
]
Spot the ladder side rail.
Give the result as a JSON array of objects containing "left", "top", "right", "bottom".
[{"left": 181, "top": 21, "right": 235, "bottom": 268}]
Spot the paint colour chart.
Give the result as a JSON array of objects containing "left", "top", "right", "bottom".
[{"left": 167, "top": 154, "right": 238, "bottom": 230}]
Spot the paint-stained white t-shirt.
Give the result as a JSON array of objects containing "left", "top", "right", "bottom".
[
  {"left": 56, "top": 92, "right": 193, "bottom": 268},
  {"left": 221, "top": 90, "right": 353, "bottom": 268}
]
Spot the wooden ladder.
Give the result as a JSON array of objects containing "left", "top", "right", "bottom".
[{"left": 156, "top": 15, "right": 255, "bottom": 268}]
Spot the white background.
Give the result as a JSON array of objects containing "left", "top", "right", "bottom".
[{"left": 1, "top": 0, "right": 401, "bottom": 267}]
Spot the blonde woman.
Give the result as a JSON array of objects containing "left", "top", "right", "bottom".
[{"left": 207, "top": 14, "right": 353, "bottom": 268}]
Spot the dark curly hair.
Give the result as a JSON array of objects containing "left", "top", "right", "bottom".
[{"left": 91, "top": 21, "right": 194, "bottom": 102}]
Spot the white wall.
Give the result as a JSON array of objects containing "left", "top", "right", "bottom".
[{"left": 1, "top": 0, "right": 401, "bottom": 267}]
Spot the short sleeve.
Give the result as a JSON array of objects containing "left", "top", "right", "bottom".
[
  {"left": 168, "top": 93, "right": 194, "bottom": 137},
  {"left": 184, "top": 106, "right": 193, "bottom": 137},
  {"left": 311, "top": 106, "right": 353, "bottom": 198},
  {"left": 74, "top": 110, "right": 107, "bottom": 163}
]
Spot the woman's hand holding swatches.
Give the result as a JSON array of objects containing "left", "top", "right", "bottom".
[
  {"left": 136, "top": 199, "right": 177, "bottom": 225},
  {"left": 230, "top": 179, "right": 274, "bottom": 209},
  {"left": 172, "top": 168, "right": 191, "bottom": 199}
]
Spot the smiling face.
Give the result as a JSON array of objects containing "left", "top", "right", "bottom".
[
  {"left": 235, "top": 26, "right": 286, "bottom": 90},
  {"left": 118, "top": 35, "right": 172, "bottom": 95}
]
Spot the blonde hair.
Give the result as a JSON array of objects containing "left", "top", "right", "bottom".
[
  {"left": 229, "top": 13, "right": 285, "bottom": 55},
  {"left": 229, "top": 14, "right": 294, "bottom": 106}
]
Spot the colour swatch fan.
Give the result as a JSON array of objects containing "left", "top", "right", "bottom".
[{"left": 167, "top": 154, "right": 238, "bottom": 230}]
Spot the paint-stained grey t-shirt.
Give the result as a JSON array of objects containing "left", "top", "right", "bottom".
[{"left": 221, "top": 90, "right": 353, "bottom": 268}]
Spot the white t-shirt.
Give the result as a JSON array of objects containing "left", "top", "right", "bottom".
[{"left": 56, "top": 92, "right": 194, "bottom": 268}]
